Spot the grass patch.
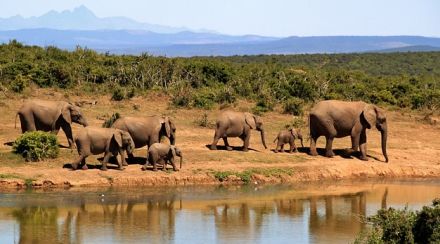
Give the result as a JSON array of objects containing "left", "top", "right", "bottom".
[
  {"left": 24, "top": 178, "right": 35, "bottom": 188},
  {"left": 213, "top": 168, "right": 295, "bottom": 184},
  {"left": 0, "top": 173, "right": 22, "bottom": 179}
]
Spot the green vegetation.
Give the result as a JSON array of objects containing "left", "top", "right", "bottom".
[
  {"left": 213, "top": 168, "right": 294, "bottom": 184},
  {"left": 1, "top": 41, "right": 440, "bottom": 112},
  {"left": 355, "top": 198, "right": 440, "bottom": 244},
  {"left": 102, "top": 112, "right": 121, "bottom": 128},
  {"left": 0, "top": 173, "right": 22, "bottom": 179},
  {"left": 13, "top": 131, "right": 59, "bottom": 161}
]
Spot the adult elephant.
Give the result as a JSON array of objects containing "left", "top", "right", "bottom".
[
  {"left": 309, "top": 100, "right": 388, "bottom": 162},
  {"left": 210, "top": 111, "right": 267, "bottom": 151},
  {"left": 16, "top": 100, "right": 88, "bottom": 148},
  {"left": 111, "top": 116, "right": 176, "bottom": 159}
]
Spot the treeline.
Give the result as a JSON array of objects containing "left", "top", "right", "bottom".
[{"left": 1, "top": 40, "right": 439, "bottom": 113}]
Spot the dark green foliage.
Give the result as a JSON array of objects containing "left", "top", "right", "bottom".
[
  {"left": 1, "top": 42, "right": 440, "bottom": 110},
  {"left": 111, "top": 87, "right": 126, "bottom": 101},
  {"left": 412, "top": 198, "right": 440, "bottom": 244},
  {"left": 13, "top": 131, "right": 59, "bottom": 162},
  {"left": 102, "top": 112, "right": 121, "bottom": 128},
  {"left": 357, "top": 199, "right": 440, "bottom": 244},
  {"left": 10, "top": 74, "right": 29, "bottom": 93},
  {"left": 283, "top": 97, "right": 305, "bottom": 115}
]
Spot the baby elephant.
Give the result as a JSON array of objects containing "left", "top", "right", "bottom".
[
  {"left": 72, "top": 127, "right": 135, "bottom": 171},
  {"left": 144, "top": 143, "right": 182, "bottom": 172},
  {"left": 273, "top": 128, "right": 304, "bottom": 153}
]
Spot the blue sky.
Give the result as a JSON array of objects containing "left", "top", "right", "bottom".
[{"left": 0, "top": 0, "right": 439, "bottom": 37}]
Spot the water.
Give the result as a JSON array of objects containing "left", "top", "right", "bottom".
[{"left": 0, "top": 180, "right": 439, "bottom": 244}]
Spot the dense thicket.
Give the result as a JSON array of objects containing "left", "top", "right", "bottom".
[{"left": 1, "top": 40, "right": 439, "bottom": 112}]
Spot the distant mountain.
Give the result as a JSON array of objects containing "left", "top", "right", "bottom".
[
  {"left": 373, "top": 45, "right": 440, "bottom": 53},
  {"left": 0, "top": 5, "right": 191, "bottom": 33},
  {"left": 0, "top": 29, "right": 278, "bottom": 49}
]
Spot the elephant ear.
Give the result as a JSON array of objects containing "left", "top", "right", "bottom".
[
  {"left": 160, "top": 117, "right": 171, "bottom": 138},
  {"left": 112, "top": 130, "right": 123, "bottom": 148},
  {"left": 169, "top": 146, "right": 176, "bottom": 158},
  {"left": 61, "top": 104, "right": 72, "bottom": 124},
  {"left": 244, "top": 113, "right": 256, "bottom": 129},
  {"left": 361, "top": 105, "right": 377, "bottom": 129},
  {"left": 290, "top": 128, "right": 296, "bottom": 138}
]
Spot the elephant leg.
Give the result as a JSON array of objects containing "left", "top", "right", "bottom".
[
  {"left": 101, "top": 152, "right": 112, "bottom": 171},
  {"left": 120, "top": 150, "right": 128, "bottom": 166},
  {"left": 72, "top": 155, "right": 86, "bottom": 170},
  {"left": 290, "top": 141, "right": 297, "bottom": 153},
  {"left": 309, "top": 135, "right": 319, "bottom": 156},
  {"left": 280, "top": 144, "right": 285, "bottom": 152},
  {"left": 60, "top": 123, "right": 74, "bottom": 148},
  {"left": 241, "top": 133, "right": 250, "bottom": 152},
  {"left": 169, "top": 158, "right": 179, "bottom": 171},
  {"left": 223, "top": 137, "right": 232, "bottom": 151},
  {"left": 275, "top": 142, "right": 281, "bottom": 153},
  {"left": 210, "top": 129, "right": 222, "bottom": 150},
  {"left": 359, "top": 130, "right": 368, "bottom": 161},
  {"left": 325, "top": 136, "right": 335, "bottom": 157}
]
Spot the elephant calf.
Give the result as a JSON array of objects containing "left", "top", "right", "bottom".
[
  {"left": 273, "top": 128, "right": 304, "bottom": 153},
  {"left": 72, "top": 127, "right": 135, "bottom": 171},
  {"left": 143, "top": 143, "right": 182, "bottom": 172}
]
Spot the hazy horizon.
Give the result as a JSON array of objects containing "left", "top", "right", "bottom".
[{"left": 0, "top": 0, "right": 438, "bottom": 38}]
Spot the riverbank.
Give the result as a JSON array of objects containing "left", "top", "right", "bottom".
[{"left": 1, "top": 90, "right": 440, "bottom": 189}]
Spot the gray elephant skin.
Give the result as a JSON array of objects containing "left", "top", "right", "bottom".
[
  {"left": 273, "top": 128, "right": 304, "bottom": 153},
  {"left": 72, "top": 127, "right": 135, "bottom": 170},
  {"left": 144, "top": 143, "right": 182, "bottom": 171},
  {"left": 111, "top": 116, "right": 176, "bottom": 156},
  {"left": 16, "top": 100, "right": 88, "bottom": 148},
  {"left": 210, "top": 111, "right": 267, "bottom": 151},
  {"left": 309, "top": 100, "right": 388, "bottom": 162}
]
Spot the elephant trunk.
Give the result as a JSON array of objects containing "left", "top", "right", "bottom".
[
  {"left": 260, "top": 129, "right": 267, "bottom": 149},
  {"left": 179, "top": 154, "right": 183, "bottom": 169},
  {"left": 381, "top": 126, "right": 389, "bottom": 163},
  {"left": 300, "top": 137, "right": 304, "bottom": 148},
  {"left": 80, "top": 118, "right": 89, "bottom": 127}
]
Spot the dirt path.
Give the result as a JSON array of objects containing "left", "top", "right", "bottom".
[{"left": 1, "top": 90, "right": 440, "bottom": 188}]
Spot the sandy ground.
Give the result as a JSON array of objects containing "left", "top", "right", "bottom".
[{"left": 1, "top": 88, "right": 439, "bottom": 189}]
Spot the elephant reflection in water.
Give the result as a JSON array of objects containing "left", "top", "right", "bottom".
[
  {"left": 275, "top": 199, "right": 305, "bottom": 218},
  {"left": 212, "top": 202, "right": 275, "bottom": 240},
  {"left": 308, "top": 193, "right": 368, "bottom": 242},
  {"left": 13, "top": 207, "right": 77, "bottom": 244},
  {"left": 13, "top": 197, "right": 179, "bottom": 243}
]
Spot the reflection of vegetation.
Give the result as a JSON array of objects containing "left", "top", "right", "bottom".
[
  {"left": 355, "top": 198, "right": 440, "bottom": 244},
  {"left": 2, "top": 42, "right": 440, "bottom": 113}
]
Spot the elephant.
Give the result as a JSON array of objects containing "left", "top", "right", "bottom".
[
  {"left": 273, "top": 128, "right": 304, "bottom": 153},
  {"left": 111, "top": 116, "right": 176, "bottom": 158},
  {"left": 72, "top": 127, "right": 135, "bottom": 170},
  {"left": 143, "top": 143, "right": 182, "bottom": 171},
  {"left": 210, "top": 111, "right": 267, "bottom": 151},
  {"left": 16, "top": 100, "right": 88, "bottom": 148},
  {"left": 309, "top": 100, "right": 388, "bottom": 162}
]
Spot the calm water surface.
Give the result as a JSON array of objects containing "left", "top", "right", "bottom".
[{"left": 0, "top": 180, "right": 439, "bottom": 244}]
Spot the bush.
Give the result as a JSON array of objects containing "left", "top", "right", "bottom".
[
  {"left": 111, "top": 87, "right": 125, "bottom": 101},
  {"left": 102, "top": 112, "right": 121, "bottom": 128},
  {"left": 194, "top": 112, "right": 215, "bottom": 128},
  {"left": 357, "top": 199, "right": 440, "bottom": 244},
  {"left": 283, "top": 97, "right": 305, "bottom": 115},
  {"left": 10, "top": 74, "right": 29, "bottom": 93},
  {"left": 13, "top": 131, "right": 59, "bottom": 161}
]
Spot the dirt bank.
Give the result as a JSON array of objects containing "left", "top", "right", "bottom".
[{"left": 1, "top": 89, "right": 440, "bottom": 189}]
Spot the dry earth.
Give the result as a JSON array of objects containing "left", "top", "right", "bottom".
[{"left": 1, "top": 88, "right": 439, "bottom": 189}]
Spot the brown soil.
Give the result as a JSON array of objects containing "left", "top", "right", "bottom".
[{"left": 1, "top": 89, "right": 440, "bottom": 189}]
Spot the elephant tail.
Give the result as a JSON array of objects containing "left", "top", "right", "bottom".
[
  {"left": 14, "top": 113, "right": 19, "bottom": 129},
  {"left": 273, "top": 137, "right": 278, "bottom": 143}
]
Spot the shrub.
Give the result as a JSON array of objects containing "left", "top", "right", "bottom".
[
  {"left": 111, "top": 87, "right": 126, "bottom": 101},
  {"left": 357, "top": 199, "right": 440, "bottom": 244},
  {"left": 102, "top": 112, "right": 121, "bottom": 128},
  {"left": 13, "top": 131, "right": 59, "bottom": 161},
  {"left": 194, "top": 112, "right": 215, "bottom": 128},
  {"left": 10, "top": 74, "right": 29, "bottom": 93},
  {"left": 283, "top": 97, "right": 305, "bottom": 115}
]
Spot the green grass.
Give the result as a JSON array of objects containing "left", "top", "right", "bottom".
[
  {"left": 0, "top": 173, "right": 22, "bottom": 179},
  {"left": 213, "top": 167, "right": 295, "bottom": 184}
]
